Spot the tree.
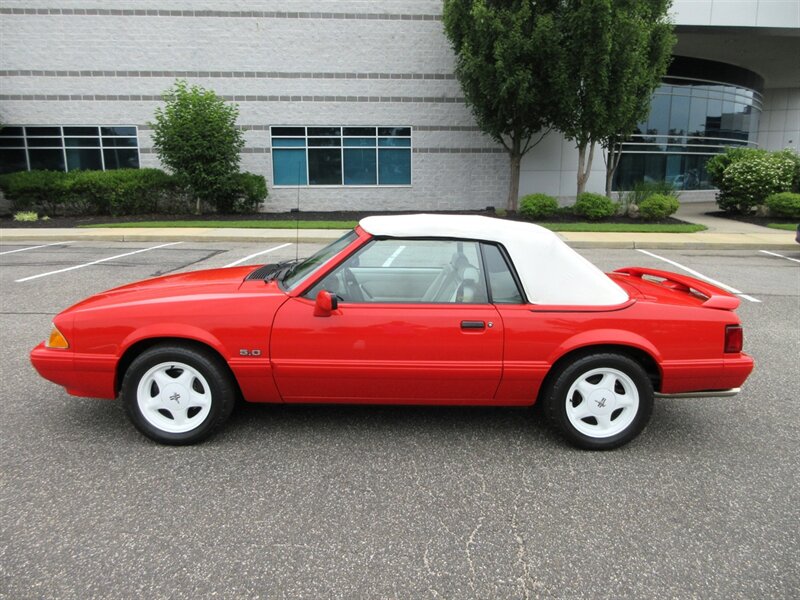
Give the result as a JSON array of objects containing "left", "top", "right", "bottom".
[
  {"left": 151, "top": 80, "right": 245, "bottom": 213},
  {"left": 443, "top": 0, "right": 562, "bottom": 211},
  {"left": 549, "top": 0, "right": 674, "bottom": 196}
]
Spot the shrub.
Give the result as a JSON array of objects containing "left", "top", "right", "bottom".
[
  {"left": 706, "top": 147, "right": 768, "bottom": 189},
  {"left": 638, "top": 194, "right": 680, "bottom": 220},
  {"left": 572, "top": 192, "right": 617, "bottom": 220},
  {"left": 0, "top": 168, "right": 189, "bottom": 216},
  {"left": 0, "top": 170, "right": 67, "bottom": 214},
  {"left": 216, "top": 172, "right": 268, "bottom": 213},
  {"left": 621, "top": 180, "right": 679, "bottom": 206},
  {"left": 151, "top": 80, "right": 245, "bottom": 213},
  {"left": 13, "top": 210, "right": 38, "bottom": 222},
  {"left": 519, "top": 193, "right": 558, "bottom": 219},
  {"left": 718, "top": 153, "right": 795, "bottom": 213},
  {"left": 765, "top": 192, "right": 800, "bottom": 219},
  {"left": 774, "top": 148, "right": 800, "bottom": 192}
]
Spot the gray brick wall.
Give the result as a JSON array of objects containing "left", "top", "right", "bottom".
[{"left": 0, "top": 0, "right": 517, "bottom": 210}]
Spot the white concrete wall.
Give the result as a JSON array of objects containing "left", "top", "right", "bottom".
[
  {"left": 671, "top": 0, "right": 800, "bottom": 28},
  {"left": 758, "top": 87, "right": 800, "bottom": 152},
  {"left": 519, "top": 133, "right": 607, "bottom": 201}
]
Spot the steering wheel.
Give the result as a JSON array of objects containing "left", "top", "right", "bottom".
[{"left": 342, "top": 267, "right": 365, "bottom": 302}]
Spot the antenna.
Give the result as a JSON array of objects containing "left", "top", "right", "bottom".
[
  {"left": 294, "top": 159, "right": 301, "bottom": 261},
  {"left": 295, "top": 182, "right": 300, "bottom": 262}
]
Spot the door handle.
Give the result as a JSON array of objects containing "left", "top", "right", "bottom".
[{"left": 460, "top": 320, "right": 485, "bottom": 330}]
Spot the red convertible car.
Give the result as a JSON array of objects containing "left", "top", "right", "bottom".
[{"left": 31, "top": 215, "right": 753, "bottom": 449}]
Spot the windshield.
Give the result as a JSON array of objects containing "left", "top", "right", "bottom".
[{"left": 280, "top": 230, "right": 359, "bottom": 291}]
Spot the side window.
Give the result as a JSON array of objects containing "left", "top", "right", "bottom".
[
  {"left": 481, "top": 244, "right": 524, "bottom": 304},
  {"left": 307, "top": 239, "right": 488, "bottom": 304}
]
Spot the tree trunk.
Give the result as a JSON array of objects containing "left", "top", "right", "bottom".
[
  {"left": 576, "top": 140, "right": 596, "bottom": 196},
  {"left": 605, "top": 144, "right": 621, "bottom": 197},
  {"left": 507, "top": 152, "right": 521, "bottom": 212}
]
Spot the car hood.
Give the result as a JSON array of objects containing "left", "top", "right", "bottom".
[{"left": 61, "top": 266, "right": 261, "bottom": 314}]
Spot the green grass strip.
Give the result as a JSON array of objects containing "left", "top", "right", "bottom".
[
  {"left": 81, "top": 220, "right": 358, "bottom": 229},
  {"left": 80, "top": 219, "right": 707, "bottom": 233},
  {"left": 767, "top": 223, "right": 798, "bottom": 231},
  {"left": 538, "top": 222, "right": 707, "bottom": 233}
]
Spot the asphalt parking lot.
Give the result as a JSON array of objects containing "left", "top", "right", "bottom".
[{"left": 1, "top": 239, "right": 798, "bottom": 599}]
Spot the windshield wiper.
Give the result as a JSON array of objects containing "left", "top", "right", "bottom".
[
  {"left": 277, "top": 259, "right": 304, "bottom": 283},
  {"left": 263, "top": 259, "right": 300, "bottom": 283}
]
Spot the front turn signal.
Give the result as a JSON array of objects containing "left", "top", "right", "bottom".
[{"left": 46, "top": 324, "right": 69, "bottom": 349}]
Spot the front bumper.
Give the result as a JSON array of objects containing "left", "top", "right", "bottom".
[{"left": 30, "top": 343, "right": 117, "bottom": 399}]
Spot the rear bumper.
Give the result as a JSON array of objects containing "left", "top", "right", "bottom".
[
  {"left": 660, "top": 353, "right": 754, "bottom": 395},
  {"left": 30, "top": 343, "right": 117, "bottom": 399}
]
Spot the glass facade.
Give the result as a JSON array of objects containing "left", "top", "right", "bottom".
[
  {"left": 614, "top": 57, "right": 764, "bottom": 190},
  {"left": 0, "top": 126, "right": 140, "bottom": 174},
  {"left": 271, "top": 126, "right": 412, "bottom": 186}
]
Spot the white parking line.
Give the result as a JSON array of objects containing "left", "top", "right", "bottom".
[
  {"left": 636, "top": 249, "right": 761, "bottom": 303},
  {"left": 0, "top": 241, "right": 74, "bottom": 256},
  {"left": 223, "top": 243, "right": 291, "bottom": 268},
  {"left": 759, "top": 250, "right": 800, "bottom": 264},
  {"left": 15, "top": 242, "right": 184, "bottom": 282},
  {"left": 382, "top": 245, "right": 406, "bottom": 267}
]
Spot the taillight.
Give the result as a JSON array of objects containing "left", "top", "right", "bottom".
[{"left": 725, "top": 325, "right": 743, "bottom": 353}]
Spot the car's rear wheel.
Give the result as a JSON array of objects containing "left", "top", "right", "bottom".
[
  {"left": 122, "top": 344, "right": 236, "bottom": 445},
  {"left": 544, "top": 353, "right": 653, "bottom": 450}
]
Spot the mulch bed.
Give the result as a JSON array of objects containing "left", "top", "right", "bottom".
[
  {"left": 0, "top": 209, "right": 690, "bottom": 228},
  {"left": 706, "top": 211, "right": 798, "bottom": 227}
]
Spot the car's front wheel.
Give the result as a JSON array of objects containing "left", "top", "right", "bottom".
[
  {"left": 544, "top": 353, "right": 654, "bottom": 450},
  {"left": 122, "top": 344, "right": 236, "bottom": 445}
]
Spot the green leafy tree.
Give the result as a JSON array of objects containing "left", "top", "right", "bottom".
[
  {"left": 151, "top": 80, "right": 245, "bottom": 213},
  {"left": 550, "top": 0, "right": 675, "bottom": 196},
  {"left": 443, "top": 0, "right": 561, "bottom": 211}
]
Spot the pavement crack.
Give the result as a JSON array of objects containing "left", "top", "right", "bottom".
[
  {"left": 465, "top": 515, "right": 485, "bottom": 594},
  {"left": 512, "top": 506, "right": 532, "bottom": 600}
]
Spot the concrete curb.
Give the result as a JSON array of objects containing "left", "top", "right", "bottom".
[{"left": 1, "top": 227, "right": 798, "bottom": 250}]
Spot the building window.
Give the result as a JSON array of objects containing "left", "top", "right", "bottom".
[
  {"left": 271, "top": 126, "right": 411, "bottom": 186},
  {"left": 0, "top": 126, "right": 140, "bottom": 174},
  {"left": 614, "top": 56, "right": 764, "bottom": 191}
]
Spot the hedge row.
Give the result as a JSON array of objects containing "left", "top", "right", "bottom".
[
  {"left": 519, "top": 191, "right": 680, "bottom": 221},
  {"left": 0, "top": 168, "right": 268, "bottom": 216}
]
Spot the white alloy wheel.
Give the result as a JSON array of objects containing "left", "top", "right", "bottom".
[
  {"left": 564, "top": 367, "right": 639, "bottom": 439},
  {"left": 136, "top": 361, "right": 213, "bottom": 434}
]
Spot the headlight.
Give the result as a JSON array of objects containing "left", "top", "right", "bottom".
[{"left": 46, "top": 324, "right": 69, "bottom": 349}]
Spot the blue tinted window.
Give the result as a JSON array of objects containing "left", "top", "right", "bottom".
[
  {"left": 28, "top": 149, "right": 65, "bottom": 171},
  {"left": 0, "top": 149, "right": 27, "bottom": 173},
  {"left": 344, "top": 137, "right": 375, "bottom": 147},
  {"left": 67, "top": 148, "right": 103, "bottom": 171},
  {"left": 379, "top": 149, "right": 411, "bottom": 185},
  {"left": 344, "top": 149, "right": 377, "bottom": 185},
  {"left": 378, "top": 138, "right": 411, "bottom": 147},
  {"left": 103, "top": 148, "right": 139, "bottom": 169},
  {"left": 273, "top": 138, "right": 305, "bottom": 147},
  {"left": 308, "top": 148, "right": 342, "bottom": 185},
  {"left": 271, "top": 126, "right": 411, "bottom": 186},
  {"left": 0, "top": 125, "right": 139, "bottom": 173},
  {"left": 273, "top": 149, "right": 307, "bottom": 185}
]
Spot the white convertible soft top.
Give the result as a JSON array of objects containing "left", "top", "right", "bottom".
[{"left": 359, "top": 214, "right": 628, "bottom": 306}]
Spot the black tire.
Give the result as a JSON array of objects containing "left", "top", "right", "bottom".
[
  {"left": 543, "top": 353, "right": 653, "bottom": 450},
  {"left": 121, "top": 344, "right": 236, "bottom": 445}
]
